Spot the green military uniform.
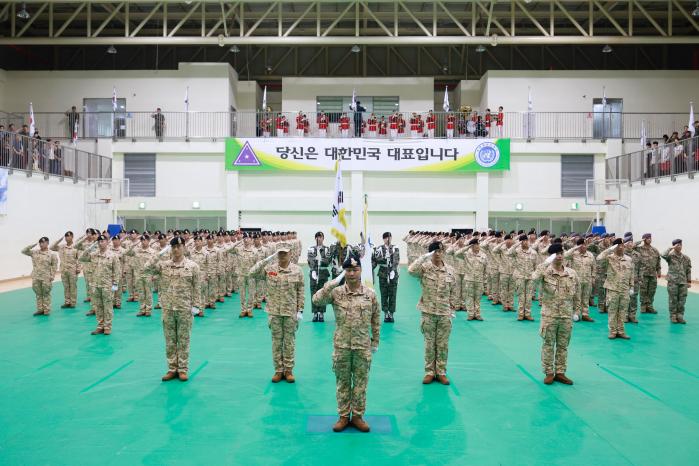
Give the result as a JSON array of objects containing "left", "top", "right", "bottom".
[
  {"left": 597, "top": 245, "right": 634, "bottom": 338},
  {"left": 80, "top": 243, "right": 121, "bottom": 333},
  {"left": 373, "top": 244, "right": 400, "bottom": 320},
  {"left": 564, "top": 245, "right": 596, "bottom": 320},
  {"left": 634, "top": 239, "right": 661, "bottom": 313},
  {"left": 661, "top": 242, "right": 692, "bottom": 323},
  {"left": 625, "top": 244, "right": 641, "bottom": 322},
  {"left": 127, "top": 242, "right": 156, "bottom": 315}
]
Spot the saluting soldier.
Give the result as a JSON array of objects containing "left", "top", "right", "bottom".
[
  {"left": 633, "top": 233, "right": 661, "bottom": 314},
  {"left": 455, "top": 238, "right": 488, "bottom": 321},
  {"left": 80, "top": 235, "right": 121, "bottom": 335},
  {"left": 22, "top": 237, "right": 59, "bottom": 316},
  {"left": 50, "top": 231, "right": 80, "bottom": 309},
  {"left": 661, "top": 239, "right": 692, "bottom": 324},
  {"left": 597, "top": 239, "right": 635, "bottom": 339},
  {"left": 564, "top": 237, "right": 596, "bottom": 322},
  {"left": 373, "top": 232, "right": 400, "bottom": 323}
]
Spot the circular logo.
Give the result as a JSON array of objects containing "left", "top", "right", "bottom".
[{"left": 474, "top": 142, "right": 500, "bottom": 168}]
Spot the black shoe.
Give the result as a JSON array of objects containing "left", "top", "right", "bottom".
[
  {"left": 384, "top": 313, "right": 390, "bottom": 323},
  {"left": 319, "top": 313, "right": 325, "bottom": 322},
  {"left": 388, "top": 312, "right": 394, "bottom": 323},
  {"left": 312, "top": 313, "right": 319, "bottom": 322}
]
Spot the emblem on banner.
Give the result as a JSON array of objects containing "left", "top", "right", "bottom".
[
  {"left": 474, "top": 142, "right": 500, "bottom": 168},
  {"left": 233, "top": 141, "right": 261, "bottom": 166}
]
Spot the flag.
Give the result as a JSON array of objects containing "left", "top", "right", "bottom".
[
  {"left": 184, "top": 86, "right": 190, "bottom": 112},
  {"left": 72, "top": 118, "right": 78, "bottom": 144},
  {"left": 689, "top": 101, "right": 695, "bottom": 137},
  {"left": 442, "top": 86, "right": 450, "bottom": 112},
  {"left": 262, "top": 85, "right": 267, "bottom": 111},
  {"left": 640, "top": 120, "right": 646, "bottom": 150},
  {"left": 330, "top": 160, "right": 347, "bottom": 247},
  {"left": 360, "top": 194, "right": 374, "bottom": 289},
  {"left": 527, "top": 86, "right": 533, "bottom": 112},
  {"left": 350, "top": 88, "right": 357, "bottom": 111},
  {"left": 28, "top": 102, "right": 35, "bottom": 136},
  {"left": 602, "top": 86, "right": 607, "bottom": 107},
  {"left": 112, "top": 86, "right": 117, "bottom": 111}
]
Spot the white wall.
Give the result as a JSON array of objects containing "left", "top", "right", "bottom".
[
  {"left": 0, "top": 174, "right": 86, "bottom": 280},
  {"left": 281, "top": 77, "right": 434, "bottom": 113},
  {"left": 606, "top": 175, "right": 699, "bottom": 280},
  {"left": 236, "top": 81, "right": 260, "bottom": 112}
]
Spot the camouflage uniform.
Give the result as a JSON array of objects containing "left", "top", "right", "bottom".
[
  {"left": 661, "top": 247, "right": 692, "bottom": 322},
  {"left": 594, "top": 242, "right": 611, "bottom": 312},
  {"left": 564, "top": 247, "right": 596, "bottom": 318},
  {"left": 482, "top": 240, "right": 501, "bottom": 302},
  {"left": 145, "top": 256, "right": 202, "bottom": 375},
  {"left": 625, "top": 247, "right": 641, "bottom": 320},
  {"left": 634, "top": 242, "right": 661, "bottom": 313},
  {"left": 50, "top": 240, "right": 79, "bottom": 306},
  {"left": 126, "top": 244, "right": 156, "bottom": 313},
  {"left": 188, "top": 247, "right": 211, "bottom": 310},
  {"left": 373, "top": 244, "right": 400, "bottom": 316},
  {"left": 508, "top": 243, "right": 538, "bottom": 318},
  {"left": 80, "top": 247, "right": 121, "bottom": 331},
  {"left": 307, "top": 244, "right": 333, "bottom": 316},
  {"left": 457, "top": 246, "right": 488, "bottom": 319},
  {"left": 237, "top": 245, "right": 261, "bottom": 316},
  {"left": 205, "top": 245, "right": 221, "bottom": 306},
  {"left": 251, "top": 254, "right": 305, "bottom": 373},
  {"left": 495, "top": 242, "right": 515, "bottom": 309},
  {"left": 110, "top": 245, "right": 127, "bottom": 307},
  {"left": 76, "top": 238, "right": 96, "bottom": 305},
  {"left": 122, "top": 237, "right": 139, "bottom": 299},
  {"left": 408, "top": 255, "right": 458, "bottom": 377},
  {"left": 531, "top": 263, "right": 579, "bottom": 375},
  {"left": 312, "top": 281, "right": 380, "bottom": 418},
  {"left": 597, "top": 247, "right": 634, "bottom": 336},
  {"left": 446, "top": 242, "right": 467, "bottom": 310},
  {"left": 21, "top": 243, "right": 59, "bottom": 314}
]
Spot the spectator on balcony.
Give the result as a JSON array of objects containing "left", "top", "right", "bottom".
[
  {"left": 475, "top": 116, "right": 487, "bottom": 138},
  {"left": 673, "top": 138, "right": 686, "bottom": 173},
  {"left": 12, "top": 133, "right": 24, "bottom": 169},
  {"left": 275, "top": 113, "right": 286, "bottom": 138},
  {"left": 397, "top": 113, "right": 406, "bottom": 138},
  {"left": 318, "top": 111, "right": 329, "bottom": 138},
  {"left": 31, "top": 131, "right": 42, "bottom": 172},
  {"left": 485, "top": 108, "right": 492, "bottom": 135},
  {"left": 659, "top": 140, "right": 672, "bottom": 175},
  {"left": 54, "top": 141, "right": 63, "bottom": 176},
  {"left": 643, "top": 142, "right": 653, "bottom": 178},
  {"left": 295, "top": 111, "right": 306, "bottom": 137},
  {"left": 65, "top": 106, "right": 80, "bottom": 138},
  {"left": 339, "top": 113, "right": 350, "bottom": 138},
  {"left": 367, "top": 113, "right": 378, "bottom": 138},
  {"left": 446, "top": 112, "right": 455, "bottom": 139},
  {"left": 495, "top": 106, "right": 504, "bottom": 137},
  {"left": 352, "top": 101, "right": 366, "bottom": 137},
  {"left": 427, "top": 110, "right": 438, "bottom": 138},
  {"left": 151, "top": 108, "right": 165, "bottom": 141},
  {"left": 378, "top": 116, "right": 387, "bottom": 138},
  {"left": 409, "top": 113, "right": 418, "bottom": 138},
  {"left": 651, "top": 141, "right": 660, "bottom": 177},
  {"left": 260, "top": 114, "right": 272, "bottom": 138},
  {"left": 0, "top": 125, "right": 8, "bottom": 167}
]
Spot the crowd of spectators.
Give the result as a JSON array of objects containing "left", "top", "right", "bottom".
[
  {"left": 0, "top": 123, "right": 74, "bottom": 176},
  {"left": 642, "top": 121, "right": 699, "bottom": 177}
]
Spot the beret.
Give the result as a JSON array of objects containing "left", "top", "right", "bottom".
[
  {"left": 548, "top": 244, "right": 563, "bottom": 254},
  {"left": 672, "top": 239, "right": 682, "bottom": 246},
  {"left": 342, "top": 251, "right": 362, "bottom": 268},
  {"left": 170, "top": 236, "right": 185, "bottom": 246}
]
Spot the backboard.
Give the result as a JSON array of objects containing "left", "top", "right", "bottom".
[{"left": 85, "top": 178, "right": 129, "bottom": 230}]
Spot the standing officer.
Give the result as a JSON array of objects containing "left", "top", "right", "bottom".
[
  {"left": 236, "top": 234, "right": 260, "bottom": 318},
  {"left": 531, "top": 243, "right": 579, "bottom": 385},
  {"left": 50, "top": 231, "right": 80, "bottom": 308},
  {"left": 188, "top": 235, "right": 210, "bottom": 317},
  {"left": 508, "top": 234, "right": 538, "bottom": 321},
  {"left": 312, "top": 251, "right": 380, "bottom": 433},
  {"left": 110, "top": 235, "right": 127, "bottom": 309},
  {"left": 77, "top": 229, "right": 98, "bottom": 315},
  {"left": 634, "top": 233, "right": 661, "bottom": 314},
  {"left": 408, "top": 241, "right": 458, "bottom": 385},
  {"left": 373, "top": 232, "right": 400, "bottom": 323},
  {"left": 564, "top": 238, "right": 596, "bottom": 322},
  {"left": 624, "top": 234, "right": 642, "bottom": 323},
  {"left": 126, "top": 235, "right": 157, "bottom": 317},
  {"left": 456, "top": 238, "right": 488, "bottom": 321},
  {"left": 145, "top": 237, "right": 202, "bottom": 382},
  {"left": 307, "top": 232, "right": 333, "bottom": 322},
  {"left": 80, "top": 235, "right": 121, "bottom": 335},
  {"left": 124, "top": 229, "right": 140, "bottom": 301},
  {"left": 21, "top": 237, "right": 59, "bottom": 316},
  {"left": 661, "top": 239, "right": 692, "bottom": 324},
  {"left": 597, "top": 239, "right": 634, "bottom": 339},
  {"left": 251, "top": 242, "right": 305, "bottom": 383}
]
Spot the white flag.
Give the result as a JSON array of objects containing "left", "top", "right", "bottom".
[
  {"left": 640, "top": 120, "right": 646, "bottom": 150},
  {"left": 184, "top": 86, "right": 190, "bottom": 112},
  {"left": 28, "top": 102, "right": 35, "bottom": 136},
  {"left": 527, "top": 86, "right": 533, "bottom": 112},
  {"left": 602, "top": 86, "right": 607, "bottom": 107},
  {"left": 72, "top": 118, "right": 78, "bottom": 144},
  {"left": 360, "top": 194, "right": 374, "bottom": 289},
  {"left": 112, "top": 86, "right": 117, "bottom": 111},
  {"left": 262, "top": 85, "right": 267, "bottom": 111},
  {"left": 442, "top": 86, "right": 450, "bottom": 112},
  {"left": 689, "top": 101, "right": 695, "bottom": 137},
  {"left": 330, "top": 160, "right": 348, "bottom": 247},
  {"left": 350, "top": 88, "right": 357, "bottom": 111}
]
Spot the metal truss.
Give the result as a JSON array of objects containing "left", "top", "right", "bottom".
[{"left": 0, "top": 0, "right": 698, "bottom": 46}]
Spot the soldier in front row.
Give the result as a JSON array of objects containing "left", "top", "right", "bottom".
[
  {"left": 307, "top": 231, "right": 333, "bottom": 322},
  {"left": 79, "top": 235, "right": 121, "bottom": 335},
  {"left": 661, "top": 239, "right": 692, "bottom": 324},
  {"left": 250, "top": 242, "right": 305, "bottom": 383},
  {"left": 50, "top": 232, "right": 80, "bottom": 309},
  {"left": 312, "top": 251, "right": 380, "bottom": 433},
  {"left": 373, "top": 232, "right": 400, "bottom": 323},
  {"left": 145, "top": 237, "right": 202, "bottom": 382},
  {"left": 634, "top": 233, "right": 661, "bottom": 314},
  {"left": 22, "top": 237, "right": 59, "bottom": 316},
  {"left": 597, "top": 238, "right": 634, "bottom": 339}
]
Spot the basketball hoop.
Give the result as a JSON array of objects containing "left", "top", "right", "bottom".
[
  {"left": 100, "top": 197, "right": 112, "bottom": 204},
  {"left": 604, "top": 199, "right": 617, "bottom": 205}
]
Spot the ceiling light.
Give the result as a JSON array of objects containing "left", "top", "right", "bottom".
[
  {"left": 107, "top": 45, "right": 117, "bottom": 55},
  {"left": 442, "top": 64, "right": 449, "bottom": 73},
  {"left": 218, "top": 34, "right": 225, "bottom": 47},
  {"left": 265, "top": 64, "right": 273, "bottom": 72},
  {"left": 351, "top": 45, "right": 361, "bottom": 53},
  {"left": 602, "top": 44, "right": 613, "bottom": 53},
  {"left": 490, "top": 33, "right": 498, "bottom": 47},
  {"left": 230, "top": 45, "right": 240, "bottom": 53},
  {"left": 17, "top": 3, "right": 30, "bottom": 19},
  {"left": 475, "top": 44, "right": 486, "bottom": 53}
]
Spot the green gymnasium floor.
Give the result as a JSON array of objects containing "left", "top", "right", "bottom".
[{"left": 1, "top": 267, "right": 698, "bottom": 466}]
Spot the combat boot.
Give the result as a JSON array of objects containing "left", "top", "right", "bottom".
[
  {"left": 677, "top": 316, "right": 687, "bottom": 324},
  {"left": 437, "top": 374, "right": 450, "bottom": 385},
  {"left": 33, "top": 310, "right": 44, "bottom": 316},
  {"left": 467, "top": 315, "right": 475, "bottom": 321},
  {"left": 627, "top": 316, "right": 638, "bottom": 323},
  {"left": 581, "top": 315, "right": 595, "bottom": 322},
  {"left": 103, "top": 328, "right": 112, "bottom": 335},
  {"left": 617, "top": 333, "right": 631, "bottom": 339},
  {"left": 384, "top": 313, "right": 390, "bottom": 323},
  {"left": 91, "top": 328, "right": 104, "bottom": 335},
  {"left": 351, "top": 416, "right": 370, "bottom": 433},
  {"left": 271, "top": 372, "right": 283, "bottom": 383},
  {"left": 318, "top": 313, "right": 325, "bottom": 322},
  {"left": 284, "top": 371, "right": 295, "bottom": 383},
  {"left": 422, "top": 374, "right": 434, "bottom": 384},
  {"left": 178, "top": 372, "right": 189, "bottom": 382},
  {"left": 161, "top": 371, "right": 178, "bottom": 381},
  {"left": 85, "top": 310, "right": 95, "bottom": 316},
  {"left": 554, "top": 373, "right": 573, "bottom": 385},
  {"left": 312, "top": 312, "right": 319, "bottom": 322},
  {"left": 333, "top": 417, "right": 350, "bottom": 432},
  {"left": 524, "top": 315, "right": 535, "bottom": 321},
  {"left": 544, "top": 374, "right": 555, "bottom": 385}
]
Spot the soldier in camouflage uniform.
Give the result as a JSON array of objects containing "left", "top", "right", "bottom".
[
  {"left": 597, "top": 239, "right": 634, "bottom": 339},
  {"left": 507, "top": 235, "right": 538, "bottom": 320},
  {"left": 188, "top": 235, "right": 210, "bottom": 317},
  {"left": 531, "top": 243, "right": 579, "bottom": 385},
  {"left": 633, "top": 233, "right": 661, "bottom": 314},
  {"left": 661, "top": 239, "right": 692, "bottom": 324},
  {"left": 80, "top": 235, "right": 121, "bottom": 335},
  {"left": 123, "top": 229, "right": 140, "bottom": 301},
  {"left": 446, "top": 235, "right": 467, "bottom": 312},
  {"left": 408, "top": 241, "right": 458, "bottom": 386},
  {"left": 145, "top": 237, "right": 202, "bottom": 382},
  {"left": 251, "top": 242, "right": 305, "bottom": 383},
  {"left": 482, "top": 233, "right": 502, "bottom": 304},
  {"left": 22, "top": 237, "right": 59, "bottom": 316},
  {"left": 308, "top": 232, "right": 333, "bottom": 322},
  {"left": 126, "top": 235, "right": 157, "bottom": 316},
  {"left": 594, "top": 235, "right": 613, "bottom": 312},
  {"left": 455, "top": 238, "right": 487, "bottom": 320},
  {"left": 373, "top": 232, "right": 400, "bottom": 323},
  {"left": 494, "top": 235, "right": 516, "bottom": 311},
  {"left": 623, "top": 235, "right": 642, "bottom": 323},
  {"left": 564, "top": 238, "right": 596, "bottom": 322},
  {"left": 51, "top": 231, "right": 80, "bottom": 308},
  {"left": 312, "top": 251, "right": 380, "bottom": 433},
  {"left": 205, "top": 235, "right": 221, "bottom": 309},
  {"left": 109, "top": 235, "right": 127, "bottom": 309},
  {"left": 236, "top": 234, "right": 261, "bottom": 318},
  {"left": 76, "top": 229, "right": 98, "bottom": 314}
]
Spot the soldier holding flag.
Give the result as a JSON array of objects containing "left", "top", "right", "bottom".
[{"left": 307, "top": 232, "right": 333, "bottom": 322}]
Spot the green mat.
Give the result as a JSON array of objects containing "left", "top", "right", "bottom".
[{"left": 1, "top": 268, "right": 698, "bottom": 466}]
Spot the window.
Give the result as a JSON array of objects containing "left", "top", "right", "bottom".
[
  {"left": 83, "top": 97, "right": 127, "bottom": 138},
  {"left": 592, "top": 98, "right": 623, "bottom": 139},
  {"left": 561, "top": 155, "right": 594, "bottom": 198},
  {"left": 122, "top": 216, "right": 227, "bottom": 231},
  {"left": 124, "top": 153, "right": 156, "bottom": 197}
]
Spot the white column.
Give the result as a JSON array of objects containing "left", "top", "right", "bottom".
[
  {"left": 475, "top": 172, "right": 489, "bottom": 231},
  {"left": 226, "top": 171, "right": 240, "bottom": 229},
  {"left": 350, "top": 170, "right": 364, "bottom": 242}
]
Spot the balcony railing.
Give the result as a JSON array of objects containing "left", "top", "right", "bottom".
[
  {"left": 606, "top": 135, "right": 698, "bottom": 183},
  {"left": 0, "top": 131, "right": 112, "bottom": 182},
  {"left": 1, "top": 110, "right": 690, "bottom": 142}
]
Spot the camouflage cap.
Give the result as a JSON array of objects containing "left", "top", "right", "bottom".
[{"left": 276, "top": 242, "right": 292, "bottom": 253}]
